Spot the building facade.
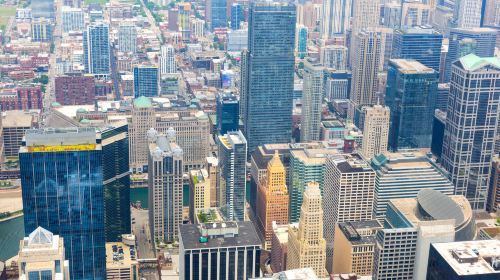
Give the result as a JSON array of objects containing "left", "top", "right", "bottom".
[
  {"left": 133, "top": 65, "right": 159, "bottom": 97},
  {"left": 118, "top": 23, "right": 137, "bottom": 54},
  {"left": 55, "top": 74, "right": 95, "bottom": 105},
  {"left": 361, "top": 104, "right": 389, "bottom": 160},
  {"left": 84, "top": 23, "right": 110, "bottom": 76},
  {"left": 321, "top": 0, "right": 351, "bottom": 38},
  {"left": 160, "top": 45, "right": 176, "bottom": 75},
  {"left": 216, "top": 92, "right": 239, "bottom": 135},
  {"left": 61, "top": 7, "right": 84, "bottom": 33},
  {"left": 300, "top": 60, "right": 324, "bottom": 142}
]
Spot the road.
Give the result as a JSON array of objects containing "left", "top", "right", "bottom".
[
  {"left": 139, "top": 0, "right": 164, "bottom": 44},
  {"left": 132, "top": 208, "right": 155, "bottom": 259}
]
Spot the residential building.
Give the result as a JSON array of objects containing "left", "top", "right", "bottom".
[
  {"left": 300, "top": 59, "right": 324, "bottom": 142},
  {"left": 61, "top": 7, "right": 84, "bottom": 33},
  {"left": 370, "top": 150, "right": 455, "bottom": 221},
  {"left": 287, "top": 182, "right": 328, "bottom": 277},
  {"left": 361, "top": 104, "right": 389, "bottom": 160},
  {"left": 0, "top": 86, "right": 43, "bottom": 111},
  {"left": 133, "top": 65, "right": 159, "bottom": 97},
  {"left": 323, "top": 154, "right": 375, "bottom": 273},
  {"left": 391, "top": 26, "right": 443, "bottom": 72},
  {"left": 160, "top": 45, "right": 176, "bottom": 75},
  {"left": 321, "top": 0, "right": 351, "bottom": 38},
  {"left": 216, "top": 92, "right": 239, "bottom": 135},
  {"left": 256, "top": 152, "right": 289, "bottom": 250},
  {"left": 385, "top": 59, "right": 439, "bottom": 151},
  {"left": 179, "top": 222, "right": 261, "bottom": 280},
  {"left": 427, "top": 240, "right": 500, "bottom": 279},
  {"left": 242, "top": 2, "right": 296, "bottom": 153},
  {"left": 84, "top": 23, "right": 110, "bottom": 76},
  {"left": 20, "top": 128, "right": 106, "bottom": 280},
  {"left": 332, "top": 220, "right": 382, "bottom": 275},
  {"left": 1, "top": 110, "right": 38, "bottom": 157},
  {"left": 217, "top": 131, "right": 247, "bottom": 221},
  {"left": 118, "top": 23, "right": 137, "bottom": 54},
  {"left": 55, "top": 74, "right": 95, "bottom": 105},
  {"left": 18, "top": 227, "right": 69, "bottom": 280},
  {"left": 230, "top": 3, "right": 243, "bottom": 30},
  {"left": 271, "top": 223, "right": 289, "bottom": 273},
  {"left": 189, "top": 169, "right": 211, "bottom": 222},
  {"left": 148, "top": 131, "right": 183, "bottom": 243},
  {"left": 31, "top": 18, "right": 52, "bottom": 42},
  {"left": 456, "top": 0, "right": 483, "bottom": 29},
  {"left": 441, "top": 54, "right": 500, "bottom": 210},
  {"left": 105, "top": 240, "right": 138, "bottom": 280}
]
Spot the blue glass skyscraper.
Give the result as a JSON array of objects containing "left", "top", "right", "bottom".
[
  {"left": 210, "top": 0, "right": 227, "bottom": 29},
  {"left": 230, "top": 3, "right": 243, "bottom": 30},
  {"left": 391, "top": 26, "right": 443, "bottom": 72},
  {"left": 20, "top": 128, "right": 105, "bottom": 280},
  {"left": 216, "top": 92, "right": 239, "bottom": 134},
  {"left": 385, "top": 59, "right": 439, "bottom": 151},
  {"left": 83, "top": 23, "right": 110, "bottom": 76},
  {"left": 241, "top": 2, "right": 296, "bottom": 153},
  {"left": 133, "top": 65, "right": 159, "bottom": 97}
]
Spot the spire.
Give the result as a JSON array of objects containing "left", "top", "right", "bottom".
[{"left": 268, "top": 150, "right": 284, "bottom": 168}]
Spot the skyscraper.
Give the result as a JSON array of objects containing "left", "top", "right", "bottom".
[
  {"left": 444, "top": 27, "right": 497, "bottom": 82},
  {"left": 217, "top": 131, "right": 247, "bottom": 221},
  {"left": 296, "top": 25, "right": 308, "bottom": 59},
  {"left": 83, "top": 23, "right": 110, "bottom": 76},
  {"left": 442, "top": 54, "right": 500, "bottom": 210},
  {"left": 385, "top": 59, "right": 439, "bottom": 151},
  {"left": 31, "top": 18, "right": 53, "bottom": 42},
  {"left": 456, "top": 0, "right": 483, "bottom": 28},
  {"left": 242, "top": 2, "right": 296, "bottom": 153},
  {"left": 321, "top": 0, "right": 352, "bottom": 38},
  {"left": 129, "top": 96, "right": 155, "bottom": 172},
  {"left": 361, "top": 104, "right": 390, "bottom": 160},
  {"left": 321, "top": 45, "right": 348, "bottom": 70},
  {"left": 118, "top": 23, "right": 137, "bottom": 54},
  {"left": 133, "top": 65, "right": 159, "bottom": 97},
  {"left": 216, "top": 92, "right": 239, "bottom": 135},
  {"left": 287, "top": 182, "right": 328, "bottom": 277},
  {"left": 148, "top": 130, "right": 184, "bottom": 243},
  {"left": 351, "top": 0, "right": 380, "bottom": 36},
  {"left": 160, "top": 45, "right": 177, "bottom": 75},
  {"left": 20, "top": 128, "right": 106, "bottom": 280},
  {"left": 256, "top": 152, "right": 289, "bottom": 250},
  {"left": 323, "top": 154, "right": 375, "bottom": 273},
  {"left": 61, "top": 7, "right": 84, "bottom": 33},
  {"left": 210, "top": 0, "right": 227, "bottom": 29},
  {"left": 300, "top": 59, "right": 324, "bottom": 142},
  {"left": 230, "top": 3, "right": 243, "bottom": 30},
  {"left": 391, "top": 26, "right": 443, "bottom": 72}
]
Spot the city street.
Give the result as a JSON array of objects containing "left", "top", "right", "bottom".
[{"left": 132, "top": 208, "right": 155, "bottom": 259}]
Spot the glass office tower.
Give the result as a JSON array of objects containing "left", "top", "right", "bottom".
[
  {"left": 211, "top": 0, "right": 227, "bottom": 29},
  {"left": 83, "top": 23, "right": 110, "bottom": 76},
  {"left": 242, "top": 2, "right": 296, "bottom": 153},
  {"left": 133, "top": 65, "right": 159, "bottom": 97},
  {"left": 216, "top": 92, "right": 239, "bottom": 135},
  {"left": 20, "top": 128, "right": 105, "bottom": 280},
  {"left": 230, "top": 3, "right": 243, "bottom": 30}
]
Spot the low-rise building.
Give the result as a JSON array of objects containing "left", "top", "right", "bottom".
[{"left": 105, "top": 239, "right": 138, "bottom": 280}]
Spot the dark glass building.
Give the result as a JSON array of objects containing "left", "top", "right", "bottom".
[
  {"left": 210, "top": 0, "right": 227, "bottom": 29},
  {"left": 431, "top": 110, "right": 446, "bottom": 160},
  {"left": 241, "top": 2, "right": 296, "bottom": 153},
  {"left": 391, "top": 26, "right": 443, "bottom": 72},
  {"left": 101, "top": 123, "right": 131, "bottom": 242},
  {"left": 216, "top": 92, "right": 239, "bottom": 135},
  {"left": 83, "top": 23, "right": 110, "bottom": 76},
  {"left": 20, "top": 128, "right": 106, "bottom": 280},
  {"left": 133, "top": 65, "right": 159, "bottom": 97},
  {"left": 386, "top": 59, "right": 438, "bottom": 151},
  {"left": 230, "top": 3, "right": 243, "bottom": 30}
]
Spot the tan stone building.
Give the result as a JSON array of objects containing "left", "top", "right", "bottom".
[
  {"left": 361, "top": 104, "right": 389, "bottom": 160},
  {"left": 189, "top": 169, "right": 211, "bottom": 222},
  {"left": 256, "top": 152, "right": 290, "bottom": 250},
  {"left": 287, "top": 182, "right": 328, "bottom": 277}
]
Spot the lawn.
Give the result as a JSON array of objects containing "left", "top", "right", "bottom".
[
  {"left": 0, "top": 6, "right": 16, "bottom": 29},
  {"left": 84, "top": 0, "right": 109, "bottom": 5}
]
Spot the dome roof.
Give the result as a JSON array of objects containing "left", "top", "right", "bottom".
[{"left": 133, "top": 96, "right": 153, "bottom": 108}]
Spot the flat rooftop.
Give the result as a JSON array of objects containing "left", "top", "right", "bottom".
[
  {"left": 391, "top": 59, "right": 435, "bottom": 74},
  {"left": 105, "top": 242, "right": 136, "bottom": 269},
  {"left": 330, "top": 153, "right": 372, "bottom": 173},
  {"left": 432, "top": 240, "right": 500, "bottom": 275},
  {"left": 2, "top": 110, "right": 39, "bottom": 127}
]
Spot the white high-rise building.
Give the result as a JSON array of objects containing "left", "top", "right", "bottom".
[
  {"left": 118, "top": 23, "right": 137, "bottom": 54},
  {"left": 323, "top": 154, "right": 375, "bottom": 273},
  {"left": 61, "top": 6, "right": 84, "bottom": 33},
  {"left": 301, "top": 60, "right": 324, "bottom": 142},
  {"left": 351, "top": 0, "right": 380, "bottom": 36},
  {"left": 321, "top": 0, "right": 352, "bottom": 38},
  {"left": 361, "top": 104, "right": 389, "bottom": 160},
  {"left": 456, "top": 0, "right": 483, "bottom": 29},
  {"left": 160, "top": 45, "right": 177, "bottom": 75},
  {"left": 320, "top": 45, "right": 348, "bottom": 70}
]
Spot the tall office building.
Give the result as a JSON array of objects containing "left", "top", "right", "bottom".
[
  {"left": 160, "top": 45, "right": 177, "bottom": 75},
  {"left": 324, "top": 70, "right": 351, "bottom": 101},
  {"left": 31, "top": 18, "right": 53, "bottom": 42},
  {"left": 256, "top": 152, "right": 289, "bottom": 250},
  {"left": 391, "top": 26, "right": 443, "bottom": 72},
  {"left": 148, "top": 131, "right": 184, "bottom": 243},
  {"left": 442, "top": 54, "right": 500, "bottom": 210},
  {"left": 361, "top": 104, "right": 390, "bottom": 160},
  {"left": 300, "top": 59, "right": 324, "bottom": 142},
  {"left": 216, "top": 92, "right": 239, "bottom": 135},
  {"left": 351, "top": 0, "right": 380, "bottom": 36},
  {"left": 61, "top": 7, "right": 84, "bottom": 33},
  {"left": 242, "top": 2, "right": 296, "bottom": 153},
  {"left": 296, "top": 25, "right": 308, "bottom": 59},
  {"left": 385, "top": 59, "right": 439, "bottom": 151},
  {"left": 287, "top": 182, "right": 328, "bottom": 277},
  {"left": 83, "top": 23, "right": 110, "bottom": 76},
  {"left": 129, "top": 97, "right": 155, "bottom": 172},
  {"left": 350, "top": 30, "right": 382, "bottom": 119},
  {"left": 133, "top": 65, "right": 159, "bottom": 97},
  {"left": 400, "top": 1, "right": 431, "bottom": 28},
  {"left": 230, "top": 3, "right": 243, "bottom": 30},
  {"left": 371, "top": 150, "right": 455, "bottom": 221},
  {"left": 118, "top": 23, "right": 137, "bottom": 54},
  {"left": 321, "top": 0, "right": 352, "bottom": 38},
  {"left": 323, "top": 154, "right": 375, "bottom": 273},
  {"left": 444, "top": 27, "right": 497, "bottom": 82},
  {"left": 179, "top": 222, "right": 262, "bottom": 280},
  {"left": 20, "top": 128, "right": 106, "bottom": 280},
  {"left": 101, "top": 124, "right": 130, "bottom": 242},
  {"left": 320, "top": 45, "right": 348, "bottom": 70},
  {"left": 217, "top": 131, "right": 247, "bottom": 221},
  {"left": 18, "top": 227, "right": 70, "bottom": 280},
  {"left": 456, "top": 0, "right": 483, "bottom": 28},
  {"left": 210, "top": 0, "right": 227, "bottom": 29}
]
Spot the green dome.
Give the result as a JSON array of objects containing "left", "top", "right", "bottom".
[
  {"left": 80, "top": 118, "right": 90, "bottom": 124},
  {"left": 76, "top": 108, "right": 88, "bottom": 113},
  {"left": 51, "top": 102, "right": 61, "bottom": 107},
  {"left": 133, "top": 96, "right": 153, "bottom": 108}
]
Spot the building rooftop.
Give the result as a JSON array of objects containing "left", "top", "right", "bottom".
[
  {"left": 338, "top": 220, "right": 382, "bottom": 246},
  {"left": 458, "top": 54, "right": 500, "bottom": 72},
  {"left": 179, "top": 221, "right": 261, "bottom": 250},
  {"left": 105, "top": 242, "right": 137, "bottom": 269},
  {"left": 22, "top": 127, "right": 99, "bottom": 149},
  {"left": 329, "top": 153, "right": 372, "bottom": 173},
  {"left": 390, "top": 59, "right": 435, "bottom": 74},
  {"left": 372, "top": 150, "right": 434, "bottom": 170},
  {"left": 218, "top": 130, "right": 246, "bottom": 150},
  {"left": 133, "top": 96, "right": 153, "bottom": 108},
  {"left": 251, "top": 268, "right": 319, "bottom": 280},
  {"left": 432, "top": 240, "right": 500, "bottom": 275},
  {"left": 2, "top": 110, "right": 39, "bottom": 127},
  {"left": 272, "top": 222, "right": 289, "bottom": 245}
]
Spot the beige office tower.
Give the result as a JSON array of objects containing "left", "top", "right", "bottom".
[
  {"left": 349, "top": 30, "right": 382, "bottom": 119},
  {"left": 257, "top": 152, "right": 290, "bottom": 250},
  {"left": 351, "top": 0, "right": 380, "bottom": 36},
  {"left": 301, "top": 59, "right": 324, "bottom": 142},
  {"left": 206, "top": 156, "right": 218, "bottom": 207},
  {"left": 189, "top": 169, "right": 211, "bottom": 222},
  {"left": 129, "top": 96, "right": 155, "bottom": 172},
  {"left": 324, "top": 154, "right": 375, "bottom": 273},
  {"left": 287, "top": 182, "right": 328, "bottom": 277},
  {"left": 148, "top": 131, "right": 184, "bottom": 243},
  {"left": 361, "top": 105, "right": 390, "bottom": 160},
  {"left": 401, "top": 1, "right": 431, "bottom": 28},
  {"left": 18, "top": 227, "right": 70, "bottom": 280}
]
